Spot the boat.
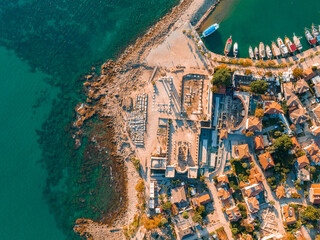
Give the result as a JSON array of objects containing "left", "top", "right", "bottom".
[
  {"left": 284, "top": 36, "right": 296, "bottom": 54},
  {"left": 259, "top": 42, "right": 266, "bottom": 59},
  {"left": 249, "top": 46, "right": 254, "bottom": 59},
  {"left": 293, "top": 33, "right": 303, "bottom": 51},
  {"left": 201, "top": 23, "right": 219, "bottom": 38},
  {"left": 254, "top": 47, "right": 259, "bottom": 60},
  {"left": 271, "top": 42, "right": 281, "bottom": 58},
  {"left": 233, "top": 42, "right": 238, "bottom": 57},
  {"left": 312, "top": 23, "right": 320, "bottom": 42},
  {"left": 305, "top": 28, "right": 316, "bottom": 45},
  {"left": 266, "top": 45, "right": 272, "bottom": 59},
  {"left": 277, "top": 37, "right": 289, "bottom": 57},
  {"left": 224, "top": 36, "right": 232, "bottom": 56}
]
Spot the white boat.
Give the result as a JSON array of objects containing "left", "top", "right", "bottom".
[
  {"left": 293, "top": 33, "right": 303, "bottom": 51},
  {"left": 277, "top": 37, "right": 289, "bottom": 57},
  {"left": 249, "top": 46, "right": 254, "bottom": 59},
  {"left": 266, "top": 45, "right": 272, "bottom": 59},
  {"left": 233, "top": 42, "right": 238, "bottom": 57},
  {"left": 312, "top": 23, "right": 320, "bottom": 42},
  {"left": 259, "top": 42, "right": 266, "bottom": 59},
  {"left": 271, "top": 42, "right": 281, "bottom": 58},
  {"left": 254, "top": 47, "right": 259, "bottom": 60}
]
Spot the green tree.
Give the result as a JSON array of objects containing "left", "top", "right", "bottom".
[
  {"left": 161, "top": 201, "right": 172, "bottom": 211},
  {"left": 293, "top": 68, "right": 304, "bottom": 79},
  {"left": 250, "top": 80, "right": 268, "bottom": 94},
  {"left": 182, "top": 211, "right": 189, "bottom": 219},
  {"left": 192, "top": 213, "right": 202, "bottom": 223},
  {"left": 211, "top": 68, "right": 232, "bottom": 87},
  {"left": 255, "top": 108, "right": 264, "bottom": 118},
  {"left": 301, "top": 206, "right": 320, "bottom": 221},
  {"left": 273, "top": 134, "right": 293, "bottom": 165}
]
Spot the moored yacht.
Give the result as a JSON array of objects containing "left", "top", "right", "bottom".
[
  {"left": 271, "top": 42, "right": 281, "bottom": 58},
  {"left": 254, "top": 47, "right": 259, "bottom": 60},
  {"left": 284, "top": 36, "right": 296, "bottom": 54},
  {"left": 293, "top": 33, "right": 303, "bottom": 51},
  {"left": 259, "top": 42, "right": 266, "bottom": 59},
  {"left": 312, "top": 23, "right": 320, "bottom": 42},
  {"left": 249, "top": 46, "right": 254, "bottom": 59},
  {"left": 233, "top": 42, "right": 238, "bottom": 57},
  {"left": 266, "top": 45, "right": 272, "bottom": 59},
  {"left": 305, "top": 28, "right": 316, "bottom": 45},
  {"left": 277, "top": 37, "right": 289, "bottom": 57},
  {"left": 224, "top": 36, "right": 232, "bottom": 56}
]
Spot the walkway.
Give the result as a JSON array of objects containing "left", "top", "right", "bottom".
[{"left": 206, "top": 179, "right": 233, "bottom": 240}]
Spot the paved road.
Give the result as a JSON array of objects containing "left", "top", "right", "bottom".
[
  {"left": 248, "top": 143, "right": 286, "bottom": 236},
  {"left": 206, "top": 179, "right": 233, "bottom": 240}
]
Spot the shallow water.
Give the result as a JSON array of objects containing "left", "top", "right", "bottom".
[
  {"left": 0, "top": 0, "right": 178, "bottom": 239},
  {"left": 201, "top": 0, "right": 320, "bottom": 58}
]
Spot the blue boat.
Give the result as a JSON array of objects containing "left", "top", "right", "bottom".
[{"left": 201, "top": 23, "right": 219, "bottom": 38}]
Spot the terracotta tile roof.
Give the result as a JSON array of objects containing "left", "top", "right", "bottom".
[
  {"left": 254, "top": 135, "right": 264, "bottom": 150},
  {"left": 249, "top": 167, "right": 263, "bottom": 184},
  {"left": 217, "top": 175, "right": 229, "bottom": 185},
  {"left": 171, "top": 186, "right": 187, "bottom": 206},
  {"left": 191, "top": 193, "right": 211, "bottom": 207},
  {"left": 258, "top": 152, "right": 275, "bottom": 170},
  {"left": 313, "top": 104, "right": 320, "bottom": 122},
  {"left": 305, "top": 143, "right": 320, "bottom": 156},
  {"left": 276, "top": 185, "right": 286, "bottom": 199},
  {"left": 295, "top": 79, "right": 309, "bottom": 94},
  {"left": 309, "top": 184, "right": 320, "bottom": 204},
  {"left": 295, "top": 230, "right": 307, "bottom": 240},
  {"left": 296, "top": 155, "right": 310, "bottom": 169},
  {"left": 290, "top": 107, "right": 309, "bottom": 124},
  {"left": 304, "top": 68, "right": 317, "bottom": 81},
  {"left": 220, "top": 129, "right": 228, "bottom": 139},
  {"left": 298, "top": 168, "right": 310, "bottom": 182},
  {"left": 264, "top": 101, "right": 284, "bottom": 114},
  {"left": 226, "top": 206, "right": 242, "bottom": 222},
  {"left": 246, "top": 116, "right": 262, "bottom": 132},
  {"left": 282, "top": 204, "right": 297, "bottom": 225},
  {"left": 232, "top": 144, "right": 250, "bottom": 159},
  {"left": 244, "top": 183, "right": 264, "bottom": 198},
  {"left": 218, "top": 188, "right": 230, "bottom": 200},
  {"left": 312, "top": 126, "right": 320, "bottom": 137},
  {"left": 291, "top": 136, "right": 300, "bottom": 150},
  {"left": 246, "top": 197, "right": 259, "bottom": 213}
]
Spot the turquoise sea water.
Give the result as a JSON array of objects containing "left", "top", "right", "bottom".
[
  {"left": 0, "top": 0, "right": 178, "bottom": 239},
  {"left": 201, "top": 0, "right": 320, "bottom": 58}
]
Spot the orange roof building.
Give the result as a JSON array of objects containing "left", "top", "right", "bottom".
[
  {"left": 254, "top": 135, "right": 264, "bottom": 150},
  {"left": 217, "top": 175, "right": 229, "bottom": 186},
  {"left": 244, "top": 183, "right": 264, "bottom": 198},
  {"left": 220, "top": 129, "right": 228, "bottom": 140},
  {"left": 294, "top": 79, "right": 309, "bottom": 95},
  {"left": 191, "top": 193, "right": 211, "bottom": 207},
  {"left": 309, "top": 183, "right": 320, "bottom": 204},
  {"left": 264, "top": 101, "right": 284, "bottom": 114},
  {"left": 232, "top": 144, "right": 250, "bottom": 160},
  {"left": 304, "top": 68, "right": 317, "bottom": 81},
  {"left": 276, "top": 185, "right": 286, "bottom": 199},
  {"left": 290, "top": 107, "right": 309, "bottom": 125},
  {"left": 246, "top": 116, "right": 262, "bottom": 132},
  {"left": 291, "top": 136, "right": 300, "bottom": 150},
  {"left": 218, "top": 188, "right": 230, "bottom": 201},
  {"left": 282, "top": 204, "right": 297, "bottom": 225},
  {"left": 296, "top": 155, "right": 310, "bottom": 169},
  {"left": 312, "top": 126, "right": 320, "bottom": 137},
  {"left": 304, "top": 143, "right": 320, "bottom": 164},
  {"left": 249, "top": 167, "right": 263, "bottom": 184},
  {"left": 226, "top": 206, "right": 242, "bottom": 222},
  {"left": 246, "top": 197, "right": 259, "bottom": 214},
  {"left": 258, "top": 152, "right": 275, "bottom": 170},
  {"left": 312, "top": 105, "right": 320, "bottom": 123}
]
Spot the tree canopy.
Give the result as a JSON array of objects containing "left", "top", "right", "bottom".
[
  {"left": 250, "top": 80, "right": 268, "bottom": 94},
  {"left": 273, "top": 134, "right": 293, "bottom": 153},
  {"left": 301, "top": 206, "right": 320, "bottom": 221},
  {"left": 211, "top": 68, "right": 232, "bottom": 87},
  {"left": 293, "top": 68, "right": 304, "bottom": 79}
]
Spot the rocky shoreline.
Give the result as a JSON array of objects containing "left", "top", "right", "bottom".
[{"left": 72, "top": 0, "right": 207, "bottom": 239}]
